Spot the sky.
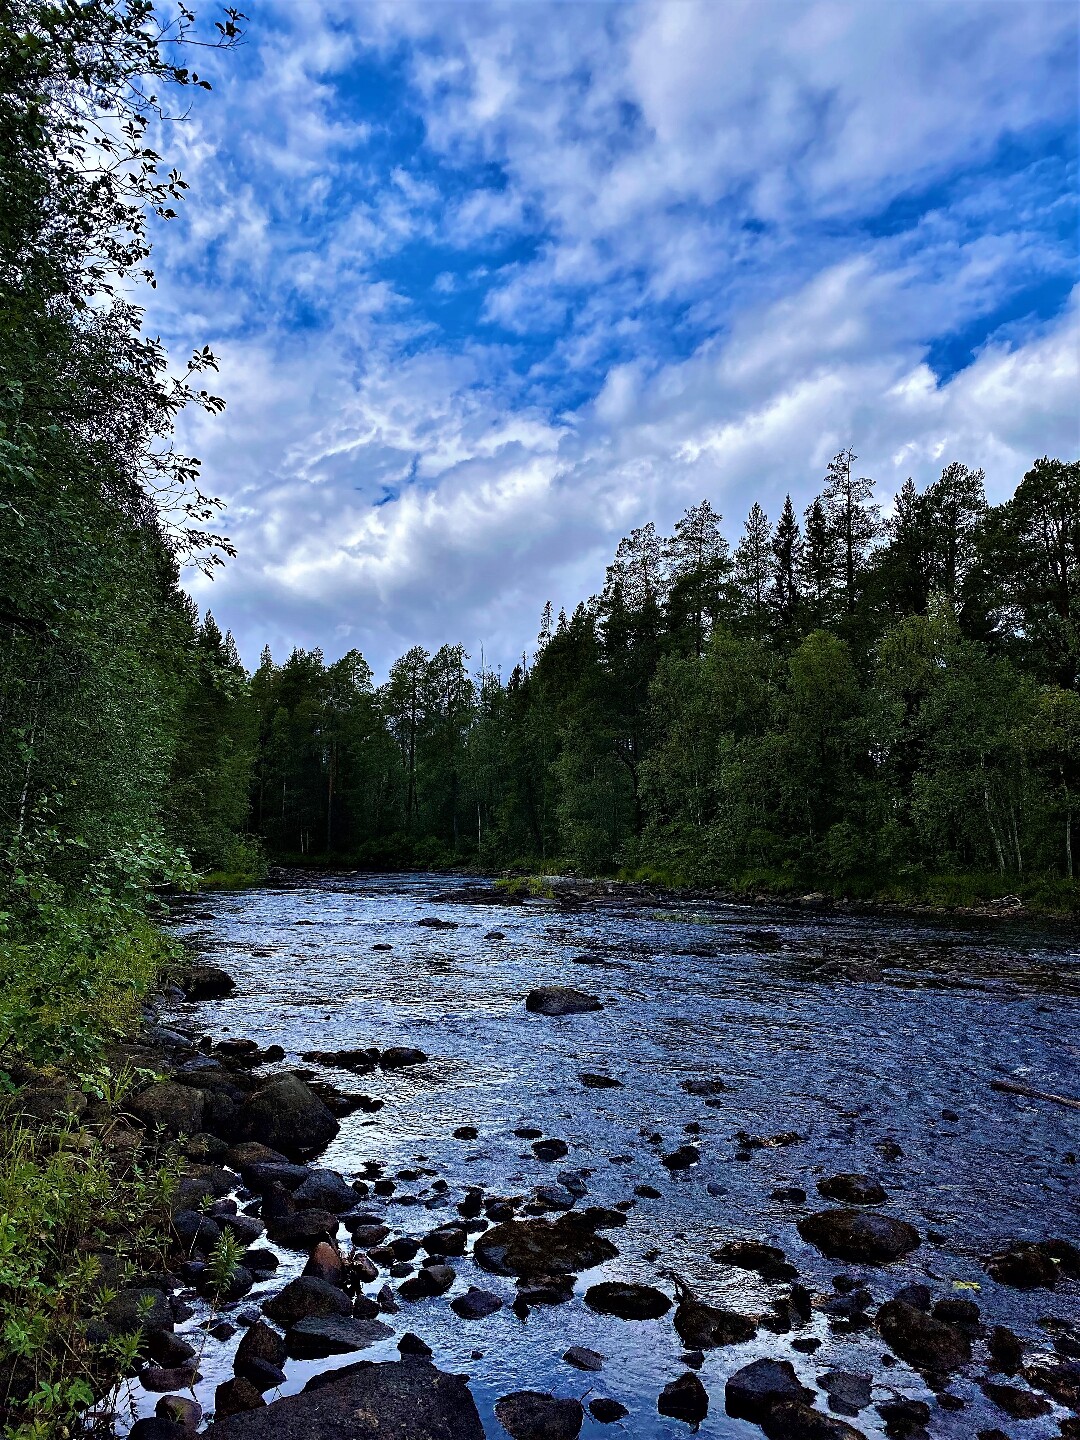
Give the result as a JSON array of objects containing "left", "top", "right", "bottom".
[{"left": 153, "top": 0, "right": 1080, "bottom": 678}]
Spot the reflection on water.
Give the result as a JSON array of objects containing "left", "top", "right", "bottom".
[{"left": 124, "top": 873, "right": 1078, "bottom": 1438}]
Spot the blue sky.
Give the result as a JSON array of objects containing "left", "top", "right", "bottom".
[{"left": 155, "top": 0, "right": 1080, "bottom": 676}]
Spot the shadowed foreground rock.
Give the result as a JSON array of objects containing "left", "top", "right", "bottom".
[
  {"left": 797, "top": 1209, "right": 919, "bottom": 1263},
  {"left": 211, "top": 1360, "right": 483, "bottom": 1439},
  {"left": 525, "top": 986, "right": 603, "bottom": 1015}
]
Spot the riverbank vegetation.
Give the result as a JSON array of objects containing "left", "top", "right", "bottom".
[{"left": 247, "top": 454, "right": 1080, "bottom": 911}]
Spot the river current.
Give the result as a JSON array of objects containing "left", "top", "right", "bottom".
[{"left": 134, "top": 871, "right": 1079, "bottom": 1437}]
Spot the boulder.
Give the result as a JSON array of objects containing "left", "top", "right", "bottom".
[
  {"left": 817, "top": 1174, "right": 887, "bottom": 1205},
  {"left": 662, "top": 1145, "right": 700, "bottom": 1171},
  {"left": 285, "top": 1315, "right": 393, "bottom": 1359},
  {"left": 761, "top": 1402, "right": 868, "bottom": 1439},
  {"left": 876, "top": 1299, "right": 972, "bottom": 1375},
  {"left": 380, "top": 1046, "right": 427, "bottom": 1068},
  {"left": 303, "top": 1241, "right": 344, "bottom": 1285},
  {"left": 658, "top": 1372, "right": 709, "bottom": 1424},
  {"left": 797, "top": 1210, "right": 919, "bottom": 1263},
  {"left": 266, "top": 1209, "right": 340, "bottom": 1249},
  {"left": 580, "top": 1073, "right": 621, "bottom": 1088},
  {"left": 451, "top": 1288, "right": 503, "bottom": 1319},
  {"left": 105, "top": 1287, "right": 172, "bottom": 1336},
  {"left": 588, "top": 1400, "right": 628, "bottom": 1424},
  {"left": 817, "top": 1371, "right": 872, "bottom": 1415},
  {"left": 215, "top": 1379, "right": 265, "bottom": 1418},
  {"left": 532, "top": 1139, "right": 568, "bottom": 1162},
  {"left": 292, "top": 1169, "right": 357, "bottom": 1212},
  {"left": 525, "top": 987, "right": 602, "bottom": 1016},
  {"left": 712, "top": 1240, "right": 796, "bottom": 1281},
  {"left": 131, "top": 1083, "right": 205, "bottom": 1138},
  {"left": 674, "top": 1289, "right": 757, "bottom": 1348},
  {"left": 726, "top": 1359, "right": 813, "bottom": 1421},
  {"left": 179, "top": 964, "right": 236, "bottom": 999},
  {"left": 475, "top": 1213, "right": 618, "bottom": 1277},
  {"left": 239, "top": 1074, "right": 339, "bottom": 1160},
  {"left": 563, "top": 1346, "right": 603, "bottom": 1372},
  {"left": 263, "top": 1276, "right": 351, "bottom": 1327},
  {"left": 234, "top": 1322, "right": 286, "bottom": 1388},
  {"left": 584, "top": 1282, "right": 671, "bottom": 1320},
  {"left": 985, "top": 1239, "right": 1080, "bottom": 1289},
  {"left": 211, "top": 1360, "right": 484, "bottom": 1439},
  {"left": 495, "top": 1391, "right": 584, "bottom": 1440}
]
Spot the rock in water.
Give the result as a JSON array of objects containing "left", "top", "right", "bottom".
[
  {"left": 284, "top": 1316, "right": 393, "bottom": 1359},
  {"left": 494, "top": 1392, "right": 584, "bottom": 1440},
  {"left": 876, "top": 1299, "right": 972, "bottom": 1376},
  {"left": 725, "top": 1359, "right": 813, "bottom": 1421},
  {"left": 584, "top": 1282, "right": 671, "bottom": 1320},
  {"left": 239, "top": 1074, "right": 339, "bottom": 1160},
  {"left": 211, "top": 1360, "right": 484, "bottom": 1438},
  {"left": 817, "top": 1174, "right": 887, "bottom": 1205},
  {"left": 985, "top": 1239, "right": 1080, "bottom": 1289},
  {"left": 589, "top": 1399, "right": 628, "bottom": 1424},
  {"left": 674, "top": 1288, "right": 757, "bottom": 1348},
  {"left": 475, "top": 1213, "right": 618, "bottom": 1276},
  {"left": 797, "top": 1209, "right": 919, "bottom": 1263},
  {"left": 760, "top": 1402, "right": 868, "bottom": 1439},
  {"left": 658, "top": 1372, "right": 709, "bottom": 1423},
  {"left": 525, "top": 987, "right": 603, "bottom": 1016},
  {"left": 179, "top": 964, "right": 236, "bottom": 999},
  {"left": 262, "top": 1276, "right": 350, "bottom": 1327},
  {"left": 451, "top": 1288, "right": 503, "bottom": 1320}
]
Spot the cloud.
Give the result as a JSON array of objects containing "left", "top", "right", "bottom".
[{"left": 151, "top": 0, "right": 1078, "bottom": 676}]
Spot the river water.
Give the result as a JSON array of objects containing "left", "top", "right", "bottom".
[{"left": 132, "top": 872, "right": 1079, "bottom": 1437}]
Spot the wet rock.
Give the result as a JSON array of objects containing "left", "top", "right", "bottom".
[
  {"left": 454, "top": 1125, "right": 479, "bottom": 1139},
  {"left": 772, "top": 1186, "right": 808, "bottom": 1204},
  {"left": 532, "top": 1138, "right": 569, "bottom": 1162},
  {"left": 726, "top": 1360, "right": 814, "bottom": 1422},
  {"left": 398, "top": 1332, "right": 432, "bottom": 1356},
  {"left": 817, "top": 1174, "right": 887, "bottom": 1205},
  {"left": 148, "top": 1332, "right": 196, "bottom": 1368},
  {"left": 932, "top": 1297, "right": 980, "bottom": 1329},
  {"left": 348, "top": 1252, "right": 379, "bottom": 1284},
  {"left": 525, "top": 987, "right": 602, "bottom": 1016},
  {"left": 106, "top": 1287, "right": 172, "bottom": 1335},
  {"left": 893, "top": 1283, "right": 931, "bottom": 1310},
  {"left": 486, "top": 930, "right": 506, "bottom": 940},
  {"left": 129, "top": 1419, "right": 184, "bottom": 1440},
  {"left": 875, "top": 1398, "right": 930, "bottom": 1437},
  {"left": 682, "top": 1077, "right": 728, "bottom": 1096},
  {"left": 557, "top": 1170, "right": 588, "bottom": 1199},
  {"left": 132, "top": 1083, "right": 206, "bottom": 1137},
  {"left": 580, "top": 1073, "right": 622, "bottom": 1088},
  {"left": 711, "top": 1240, "right": 796, "bottom": 1281},
  {"left": 662, "top": 1144, "right": 700, "bottom": 1170},
  {"left": 635, "top": 1183, "right": 662, "bottom": 1199},
  {"left": 563, "top": 1346, "right": 603, "bottom": 1371},
  {"left": 674, "top": 1286, "right": 757, "bottom": 1348},
  {"left": 179, "top": 963, "right": 236, "bottom": 999},
  {"left": 475, "top": 1212, "right": 618, "bottom": 1277},
  {"left": 171, "top": 1208, "right": 222, "bottom": 1251},
  {"left": 417, "top": 917, "right": 457, "bottom": 929},
  {"left": 585, "top": 1281, "right": 671, "bottom": 1319},
  {"left": 798, "top": 1209, "right": 920, "bottom": 1263},
  {"left": 285, "top": 1315, "right": 393, "bottom": 1359},
  {"left": 156, "top": 1396, "right": 201, "bottom": 1435},
  {"left": 303, "top": 1240, "right": 344, "bottom": 1285},
  {"left": 531, "top": 1184, "right": 574, "bottom": 1211},
  {"left": 589, "top": 1399, "right": 628, "bottom": 1423},
  {"left": 988, "top": 1324, "right": 1025, "bottom": 1373},
  {"left": 818, "top": 1371, "right": 871, "bottom": 1415},
  {"left": 300, "top": 1047, "right": 379, "bottom": 1072},
  {"left": 494, "top": 1391, "right": 584, "bottom": 1440},
  {"left": 451, "top": 1287, "right": 503, "bottom": 1319},
  {"left": 399, "top": 1262, "right": 455, "bottom": 1299},
  {"left": 239, "top": 1074, "right": 339, "bottom": 1160},
  {"left": 422, "top": 1225, "right": 467, "bottom": 1256},
  {"left": 876, "top": 1299, "right": 972, "bottom": 1376},
  {"left": 380, "top": 1046, "right": 427, "bottom": 1068},
  {"left": 214, "top": 1378, "right": 266, "bottom": 1418},
  {"left": 980, "top": 1380, "right": 1052, "bottom": 1420},
  {"left": 212, "top": 1359, "right": 484, "bottom": 1438},
  {"left": 345, "top": 1219, "right": 391, "bottom": 1247},
  {"left": 1024, "top": 1358, "right": 1080, "bottom": 1409},
  {"left": 985, "top": 1238, "right": 1080, "bottom": 1289},
  {"left": 760, "top": 1402, "right": 868, "bottom": 1439},
  {"left": 658, "top": 1372, "right": 709, "bottom": 1424},
  {"left": 263, "top": 1276, "right": 351, "bottom": 1327},
  {"left": 234, "top": 1322, "right": 286, "bottom": 1387},
  {"left": 292, "top": 1168, "right": 356, "bottom": 1211},
  {"left": 195, "top": 1263, "right": 253, "bottom": 1302},
  {"left": 266, "top": 1208, "right": 340, "bottom": 1249},
  {"left": 140, "top": 1365, "right": 201, "bottom": 1392}
]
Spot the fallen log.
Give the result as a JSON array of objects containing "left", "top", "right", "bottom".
[{"left": 990, "top": 1078, "right": 1080, "bottom": 1111}]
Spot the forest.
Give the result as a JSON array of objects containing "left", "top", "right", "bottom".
[{"left": 237, "top": 451, "right": 1080, "bottom": 906}]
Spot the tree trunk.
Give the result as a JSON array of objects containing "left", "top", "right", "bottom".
[
  {"left": 1067, "top": 800, "right": 1073, "bottom": 881},
  {"left": 983, "top": 780, "right": 1006, "bottom": 875}
]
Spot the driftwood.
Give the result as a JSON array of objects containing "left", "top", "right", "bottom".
[{"left": 990, "top": 1078, "right": 1080, "bottom": 1111}]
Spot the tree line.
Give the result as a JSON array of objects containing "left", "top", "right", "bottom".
[{"left": 239, "top": 451, "right": 1080, "bottom": 899}]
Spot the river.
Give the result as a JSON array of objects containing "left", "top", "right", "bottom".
[{"left": 127, "top": 871, "right": 1080, "bottom": 1437}]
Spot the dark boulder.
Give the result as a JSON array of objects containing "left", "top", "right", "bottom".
[
  {"left": 658, "top": 1372, "right": 708, "bottom": 1424},
  {"left": 580, "top": 1073, "right": 621, "bottom": 1088},
  {"left": 798, "top": 1209, "right": 919, "bottom": 1263},
  {"left": 494, "top": 1391, "right": 584, "bottom": 1440},
  {"left": 451, "top": 1288, "right": 503, "bottom": 1319},
  {"left": 584, "top": 1282, "right": 671, "bottom": 1320},
  {"left": 711, "top": 1240, "right": 796, "bottom": 1281},
  {"left": 380, "top": 1046, "right": 427, "bottom": 1068},
  {"left": 876, "top": 1299, "right": 972, "bottom": 1376},
  {"left": 105, "top": 1287, "right": 172, "bottom": 1336},
  {"left": 760, "top": 1402, "right": 868, "bottom": 1439},
  {"left": 212, "top": 1361, "right": 483, "bottom": 1439},
  {"left": 303, "top": 1240, "right": 344, "bottom": 1285},
  {"left": 263, "top": 1276, "right": 350, "bottom": 1327},
  {"left": 985, "top": 1239, "right": 1080, "bottom": 1289},
  {"left": 817, "top": 1174, "right": 887, "bottom": 1205},
  {"left": 285, "top": 1315, "right": 393, "bottom": 1360},
  {"left": 525, "top": 987, "right": 602, "bottom": 1016},
  {"left": 818, "top": 1371, "right": 872, "bottom": 1416},
  {"left": 214, "top": 1379, "right": 265, "bottom": 1418},
  {"left": 292, "top": 1169, "right": 356, "bottom": 1212},
  {"left": 674, "top": 1287, "right": 756, "bottom": 1348},
  {"left": 875, "top": 1399, "right": 930, "bottom": 1437},
  {"left": 589, "top": 1400, "right": 628, "bottom": 1423},
  {"left": 239, "top": 1074, "right": 339, "bottom": 1160},
  {"left": 132, "top": 1083, "right": 206, "bottom": 1138},
  {"left": 726, "top": 1359, "right": 813, "bottom": 1421},
  {"left": 266, "top": 1208, "right": 340, "bottom": 1249},
  {"left": 563, "top": 1346, "right": 603, "bottom": 1372},
  {"left": 532, "top": 1139, "right": 569, "bottom": 1162},
  {"left": 662, "top": 1145, "right": 700, "bottom": 1171},
  {"left": 475, "top": 1213, "right": 618, "bottom": 1277},
  {"left": 179, "top": 963, "right": 235, "bottom": 999},
  {"left": 234, "top": 1322, "right": 286, "bottom": 1387}
]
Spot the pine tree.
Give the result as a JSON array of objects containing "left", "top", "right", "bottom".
[
  {"left": 822, "top": 447, "right": 879, "bottom": 612},
  {"left": 734, "top": 503, "right": 773, "bottom": 632},
  {"left": 770, "top": 494, "right": 803, "bottom": 631}
]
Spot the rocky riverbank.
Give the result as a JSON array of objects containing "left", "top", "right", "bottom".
[{"left": 24, "top": 873, "right": 1076, "bottom": 1439}]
